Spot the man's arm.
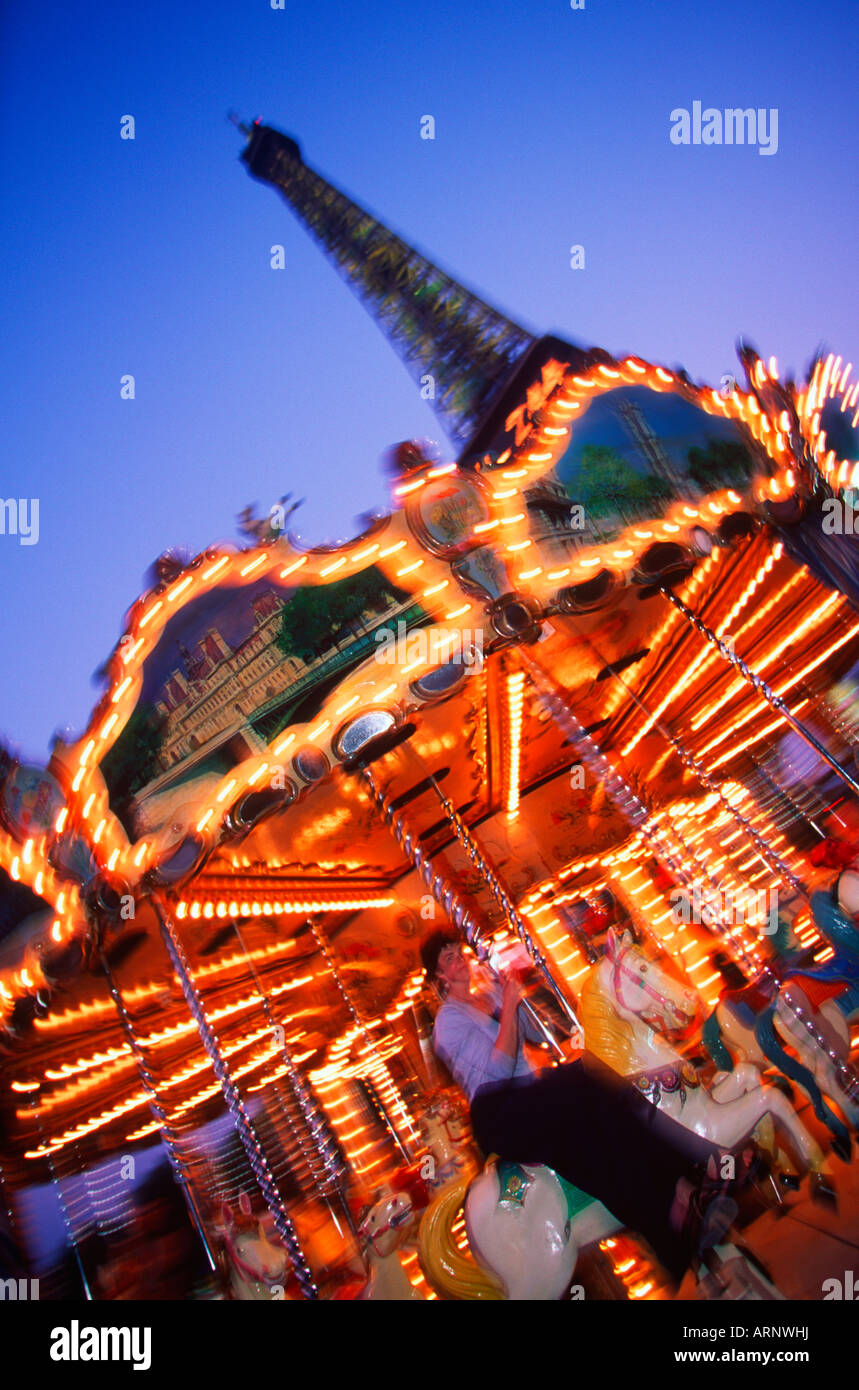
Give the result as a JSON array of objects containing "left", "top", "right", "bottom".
[
  {"left": 434, "top": 1005, "right": 518, "bottom": 1102},
  {"left": 493, "top": 973, "right": 524, "bottom": 1061},
  {"left": 485, "top": 973, "right": 545, "bottom": 1046}
]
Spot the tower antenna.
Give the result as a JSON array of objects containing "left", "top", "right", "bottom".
[
  {"left": 239, "top": 122, "right": 536, "bottom": 447},
  {"left": 227, "top": 111, "right": 253, "bottom": 137}
]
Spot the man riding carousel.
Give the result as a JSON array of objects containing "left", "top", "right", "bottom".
[{"left": 420, "top": 927, "right": 744, "bottom": 1287}]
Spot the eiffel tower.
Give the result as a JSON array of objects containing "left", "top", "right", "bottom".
[{"left": 238, "top": 120, "right": 585, "bottom": 454}]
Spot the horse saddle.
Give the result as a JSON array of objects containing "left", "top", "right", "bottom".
[
  {"left": 780, "top": 979, "right": 848, "bottom": 1060},
  {"left": 723, "top": 973, "right": 779, "bottom": 1023}
]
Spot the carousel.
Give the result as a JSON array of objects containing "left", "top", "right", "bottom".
[{"left": 1, "top": 122, "right": 859, "bottom": 1302}]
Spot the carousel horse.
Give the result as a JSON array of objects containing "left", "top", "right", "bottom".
[
  {"left": 220, "top": 1197, "right": 291, "bottom": 1300},
  {"left": 580, "top": 929, "right": 831, "bottom": 1190},
  {"left": 702, "top": 880, "right": 859, "bottom": 1157},
  {"left": 352, "top": 1101, "right": 478, "bottom": 1300},
  {"left": 356, "top": 1188, "right": 423, "bottom": 1300},
  {"left": 418, "top": 1149, "right": 783, "bottom": 1301},
  {"left": 419, "top": 1089, "right": 471, "bottom": 1187},
  {"left": 419, "top": 1155, "right": 622, "bottom": 1300}
]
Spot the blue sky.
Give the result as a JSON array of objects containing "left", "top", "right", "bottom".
[{"left": 1, "top": 0, "right": 857, "bottom": 762}]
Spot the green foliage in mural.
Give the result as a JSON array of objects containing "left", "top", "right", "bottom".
[
  {"left": 687, "top": 437, "right": 754, "bottom": 490},
  {"left": 101, "top": 702, "right": 166, "bottom": 808},
  {"left": 275, "top": 568, "right": 409, "bottom": 663},
  {"left": 576, "top": 444, "right": 673, "bottom": 518}
]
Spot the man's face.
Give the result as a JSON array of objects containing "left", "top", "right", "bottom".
[{"left": 436, "top": 941, "right": 470, "bottom": 992}]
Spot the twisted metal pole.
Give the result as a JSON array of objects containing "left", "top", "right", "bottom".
[
  {"left": 660, "top": 586, "right": 859, "bottom": 798},
  {"left": 99, "top": 947, "right": 218, "bottom": 1271},
  {"left": 153, "top": 895, "right": 318, "bottom": 1299},
  {"left": 360, "top": 766, "right": 484, "bottom": 945},
  {"left": 360, "top": 765, "right": 579, "bottom": 1048},
  {"left": 24, "top": 1090, "right": 93, "bottom": 1299},
  {"left": 568, "top": 622, "right": 808, "bottom": 900},
  {"left": 520, "top": 649, "right": 859, "bottom": 1111},
  {"left": 228, "top": 919, "right": 354, "bottom": 1237},
  {"left": 520, "top": 649, "right": 745, "bottom": 945},
  {"left": 421, "top": 774, "right": 580, "bottom": 1041},
  {"left": 308, "top": 916, "right": 417, "bottom": 1161}
]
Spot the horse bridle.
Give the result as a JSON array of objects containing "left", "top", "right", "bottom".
[
  {"left": 362, "top": 1200, "right": 413, "bottom": 1256},
  {"left": 226, "top": 1231, "right": 286, "bottom": 1288},
  {"left": 610, "top": 939, "right": 690, "bottom": 1033}
]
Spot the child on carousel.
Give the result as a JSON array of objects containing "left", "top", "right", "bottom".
[{"left": 420, "top": 927, "right": 743, "bottom": 1287}]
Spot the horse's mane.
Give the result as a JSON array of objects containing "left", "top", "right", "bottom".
[
  {"left": 770, "top": 915, "right": 793, "bottom": 958},
  {"left": 579, "top": 965, "right": 636, "bottom": 1074}
]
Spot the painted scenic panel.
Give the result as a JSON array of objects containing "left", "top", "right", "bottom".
[
  {"left": 100, "top": 564, "right": 422, "bottom": 836},
  {"left": 537, "top": 385, "right": 761, "bottom": 546}
]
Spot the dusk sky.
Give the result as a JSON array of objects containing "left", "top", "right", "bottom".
[{"left": 2, "top": 0, "right": 857, "bottom": 764}]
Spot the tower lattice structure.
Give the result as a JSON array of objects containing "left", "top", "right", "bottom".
[
  {"left": 611, "top": 396, "right": 687, "bottom": 492},
  {"left": 240, "top": 123, "right": 536, "bottom": 447}
]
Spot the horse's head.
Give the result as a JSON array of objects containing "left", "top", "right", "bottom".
[
  {"left": 358, "top": 1189, "right": 415, "bottom": 1258},
  {"left": 221, "top": 1198, "right": 288, "bottom": 1299},
  {"left": 604, "top": 928, "right": 698, "bottom": 1036},
  {"left": 422, "top": 1088, "right": 468, "bottom": 1152},
  {"left": 234, "top": 1223, "right": 288, "bottom": 1284}
]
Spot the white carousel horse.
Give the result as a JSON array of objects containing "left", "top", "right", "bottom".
[
  {"left": 357, "top": 1189, "right": 422, "bottom": 1300},
  {"left": 418, "top": 1151, "right": 783, "bottom": 1301},
  {"left": 417, "top": 934, "right": 792, "bottom": 1302},
  {"left": 415, "top": 1078, "right": 616, "bottom": 1300},
  {"left": 581, "top": 929, "right": 830, "bottom": 1185},
  {"left": 221, "top": 1198, "right": 291, "bottom": 1300},
  {"left": 706, "top": 991, "right": 858, "bottom": 1146},
  {"left": 416, "top": 1088, "right": 617, "bottom": 1299},
  {"left": 419, "top": 1156, "right": 621, "bottom": 1301}
]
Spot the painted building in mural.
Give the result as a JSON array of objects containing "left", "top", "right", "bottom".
[
  {"left": 122, "top": 571, "right": 421, "bottom": 835},
  {"left": 153, "top": 589, "right": 295, "bottom": 770}
]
